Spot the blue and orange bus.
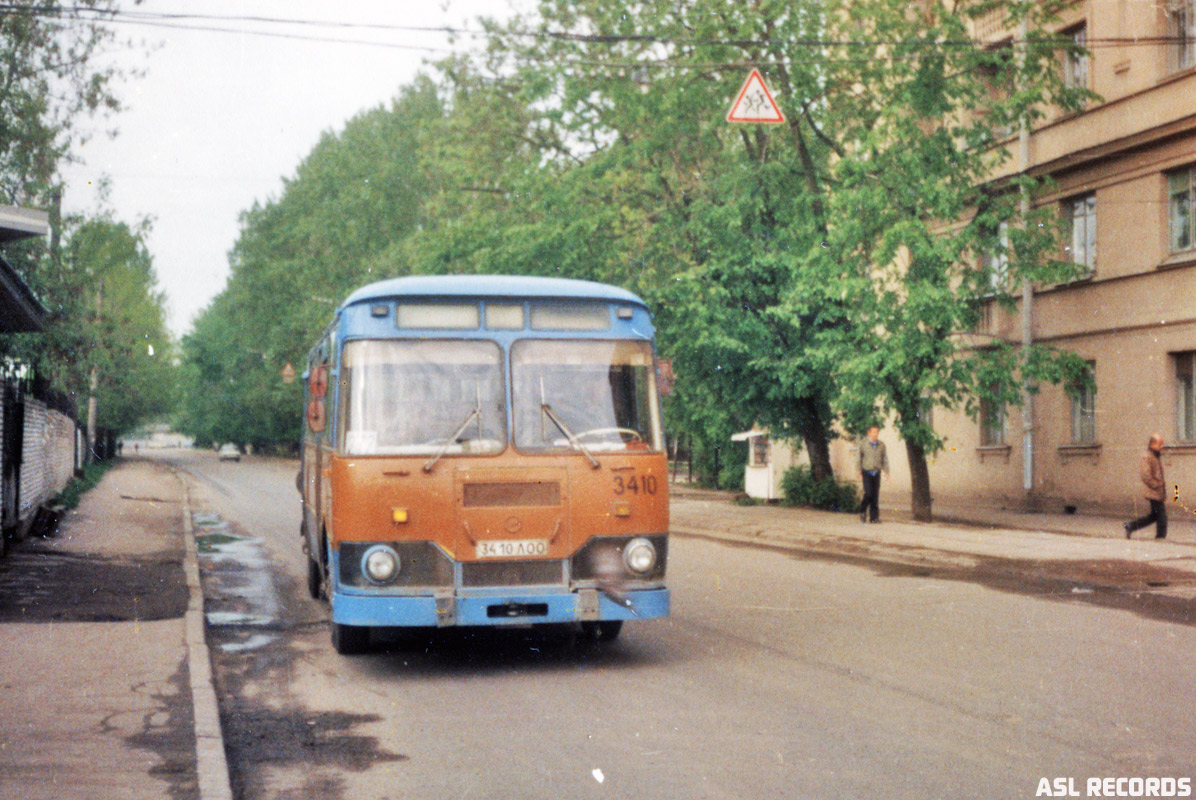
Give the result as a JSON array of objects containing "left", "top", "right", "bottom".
[{"left": 299, "top": 275, "right": 670, "bottom": 654}]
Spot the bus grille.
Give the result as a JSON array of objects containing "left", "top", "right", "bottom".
[
  {"left": 461, "top": 560, "right": 565, "bottom": 588},
  {"left": 462, "top": 481, "right": 561, "bottom": 507}
]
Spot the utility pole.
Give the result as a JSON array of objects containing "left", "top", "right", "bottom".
[
  {"left": 87, "top": 280, "right": 102, "bottom": 460},
  {"left": 1017, "top": 11, "right": 1035, "bottom": 501},
  {"left": 48, "top": 188, "right": 61, "bottom": 268}
]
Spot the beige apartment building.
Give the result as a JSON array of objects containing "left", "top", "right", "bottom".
[
  {"left": 901, "top": 0, "right": 1196, "bottom": 517},
  {"left": 742, "top": 1, "right": 1196, "bottom": 518}
]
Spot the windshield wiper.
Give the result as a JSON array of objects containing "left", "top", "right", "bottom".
[
  {"left": 541, "top": 403, "right": 600, "bottom": 470},
  {"left": 423, "top": 384, "right": 483, "bottom": 473}
]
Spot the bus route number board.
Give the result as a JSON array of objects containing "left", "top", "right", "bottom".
[{"left": 477, "top": 539, "right": 550, "bottom": 559}]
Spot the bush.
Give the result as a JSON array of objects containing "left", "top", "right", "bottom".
[{"left": 780, "top": 465, "right": 859, "bottom": 513}]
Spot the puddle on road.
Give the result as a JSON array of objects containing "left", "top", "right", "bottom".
[
  {"left": 196, "top": 532, "right": 242, "bottom": 553},
  {"left": 205, "top": 611, "right": 274, "bottom": 627},
  {"left": 194, "top": 508, "right": 407, "bottom": 798},
  {"left": 219, "top": 633, "right": 279, "bottom": 653},
  {"left": 194, "top": 511, "right": 282, "bottom": 653}
]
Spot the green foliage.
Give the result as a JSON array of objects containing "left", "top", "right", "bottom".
[
  {"left": 6, "top": 216, "right": 176, "bottom": 434},
  {"left": 0, "top": 6, "right": 165, "bottom": 436},
  {"left": 0, "top": 1, "right": 133, "bottom": 204},
  {"left": 176, "top": 82, "right": 445, "bottom": 449},
  {"left": 52, "top": 459, "right": 115, "bottom": 511},
  {"left": 793, "top": 0, "right": 1095, "bottom": 517},
  {"left": 451, "top": 0, "right": 846, "bottom": 477},
  {"left": 178, "top": 0, "right": 1098, "bottom": 507},
  {"left": 780, "top": 466, "right": 859, "bottom": 514}
]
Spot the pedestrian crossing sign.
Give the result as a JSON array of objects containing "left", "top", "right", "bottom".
[{"left": 726, "top": 68, "right": 785, "bottom": 124}]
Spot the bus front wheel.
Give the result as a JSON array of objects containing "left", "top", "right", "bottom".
[
  {"left": 332, "top": 622, "right": 370, "bottom": 655},
  {"left": 581, "top": 620, "right": 623, "bottom": 642}
]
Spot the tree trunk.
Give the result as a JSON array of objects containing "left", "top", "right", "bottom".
[
  {"left": 800, "top": 408, "right": 833, "bottom": 482},
  {"left": 905, "top": 438, "right": 933, "bottom": 522}
]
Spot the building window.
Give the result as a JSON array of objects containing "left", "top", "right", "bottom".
[
  {"left": 1063, "top": 24, "right": 1089, "bottom": 89},
  {"left": 1168, "top": 0, "right": 1196, "bottom": 73},
  {"left": 751, "top": 435, "right": 770, "bottom": 467},
  {"left": 980, "top": 395, "right": 1006, "bottom": 446},
  {"left": 1070, "top": 361, "right": 1096, "bottom": 444},
  {"left": 973, "top": 299, "right": 994, "bottom": 335},
  {"left": 978, "top": 43, "right": 1015, "bottom": 140},
  {"left": 1064, "top": 193, "right": 1096, "bottom": 274},
  {"left": 1170, "top": 167, "right": 1196, "bottom": 254},
  {"left": 1178, "top": 352, "right": 1196, "bottom": 442},
  {"left": 983, "top": 221, "right": 1011, "bottom": 292}
]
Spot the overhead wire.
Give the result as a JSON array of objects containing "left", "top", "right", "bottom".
[
  {"left": 1, "top": 4, "right": 1189, "bottom": 49},
  {"left": 0, "top": 3, "right": 1188, "bottom": 66}
]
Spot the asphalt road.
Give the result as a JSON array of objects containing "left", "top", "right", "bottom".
[{"left": 163, "top": 449, "right": 1196, "bottom": 800}]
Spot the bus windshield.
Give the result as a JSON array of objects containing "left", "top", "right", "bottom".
[
  {"left": 512, "top": 339, "right": 662, "bottom": 453},
  {"left": 339, "top": 340, "right": 506, "bottom": 456}
]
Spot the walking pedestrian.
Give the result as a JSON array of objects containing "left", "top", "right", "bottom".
[
  {"left": 1124, "top": 432, "right": 1168, "bottom": 539},
  {"left": 858, "top": 425, "right": 889, "bottom": 523}
]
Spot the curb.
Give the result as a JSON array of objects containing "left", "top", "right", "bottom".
[
  {"left": 176, "top": 471, "right": 234, "bottom": 800},
  {"left": 670, "top": 524, "right": 983, "bottom": 572}
]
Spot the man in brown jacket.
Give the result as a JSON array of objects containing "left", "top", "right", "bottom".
[{"left": 1124, "top": 433, "right": 1167, "bottom": 539}]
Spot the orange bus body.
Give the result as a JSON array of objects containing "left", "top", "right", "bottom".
[{"left": 299, "top": 276, "right": 670, "bottom": 653}]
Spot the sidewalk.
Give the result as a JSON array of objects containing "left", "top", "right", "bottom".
[
  {"left": 669, "top": 483, "right": 1196, "bottom": 584},
  {"left": 0, "top": 458, "right": 230, "bottom": 800}
]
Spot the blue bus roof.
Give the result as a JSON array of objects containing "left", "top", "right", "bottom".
[{"left": 340, "top": 275, "right": 647, "bottom": 311}]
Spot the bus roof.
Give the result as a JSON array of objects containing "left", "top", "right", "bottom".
[{"left": 340, "top": 275, "right": 648, "bottom": 311}]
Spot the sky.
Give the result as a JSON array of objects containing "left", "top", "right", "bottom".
[{"left": 60, "top": 0, "right": 523, "bottom": 339}]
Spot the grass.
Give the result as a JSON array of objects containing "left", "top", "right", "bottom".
[{"left": 51, "top": 459, "right": 117, "bottom": 511}]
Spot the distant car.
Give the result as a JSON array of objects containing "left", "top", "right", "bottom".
[{"left": 217, "top": 443, "right": 241, "bottom": 462}]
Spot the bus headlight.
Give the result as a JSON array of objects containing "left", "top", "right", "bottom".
[
  {"left": 362, "top": 545, "right": 401, "bottom": 584},
  {"left": 623, "top": 537, "right": 657, "bottom": 575}
]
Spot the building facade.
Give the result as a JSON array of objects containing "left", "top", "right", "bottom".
[
  {"left": 894, "top": 0, "right": 1196, "bottom": 516},
  {"left": 738, "top": 3, "right": 1196, "bottom": 518}
]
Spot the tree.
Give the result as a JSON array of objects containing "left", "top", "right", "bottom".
[
  {"left": 179, "top": 0, "right": 1096, "bottom": 506},
  {"left": 1, "top": 0, "right": 160, "bottom": 441},
  {"left": 462, "top": 0, "right": 1095, "bottom": 510},
  {"left": 801, "top": 0, "right": 1096, "bottom": 520},
  {"left": 413, "top": 0, "right": 847, "bottom": 483},
  {"left": 0, "top": 1, "right": 135, "bottom": 205},
  {"left": 7, "top": 215, "right": 175, "bottom": 436},
  {"left": 176, "top": 82, "right": 445, "bottom": 449}
]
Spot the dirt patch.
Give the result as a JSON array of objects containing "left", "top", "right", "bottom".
[
  {"left": 220, "top": 701, "right": 406, "bottom": 784},
  {"left": 0, "top": 544, "right": 188, "bottom": 623},
  {"left": 808, "top": 545, "right": 1196, "bottom": 627},
  {"left": 210, "top": 626, "right": 407, "bottom": 800},
  {"left": 125, "top": 661, "right": 200, "bottom": 800},
  {"left": 677, "top": 529, "right": 1196, "bottom": 628},
  {"left": 950, "top": 556, "right": 1196, "bottom": 627}
]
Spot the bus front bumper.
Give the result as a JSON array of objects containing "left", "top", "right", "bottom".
[{"left": 331, "top": 587, "right": 669, "bottom": 629}]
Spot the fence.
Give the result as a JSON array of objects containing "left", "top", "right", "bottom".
[{"left": 1, "top": 380, "right": 83, "bottom": 548}]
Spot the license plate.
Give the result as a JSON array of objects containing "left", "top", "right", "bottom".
[{"left": 476, "top": 539, "right": 549, "bottom": 559}]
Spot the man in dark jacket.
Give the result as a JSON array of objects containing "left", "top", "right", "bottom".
[{"left": 1124, "top": 433, "right": 1167, "bottom": 539}]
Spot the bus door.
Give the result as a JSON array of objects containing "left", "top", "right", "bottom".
[{"left": 302, "top": 358, "right": 330, "bottom": 556}]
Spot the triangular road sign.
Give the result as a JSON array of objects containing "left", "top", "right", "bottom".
[{"left": 726, "top": 68, "right": 785, "bottom": 124}]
